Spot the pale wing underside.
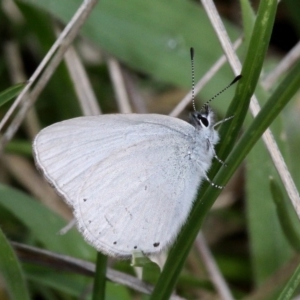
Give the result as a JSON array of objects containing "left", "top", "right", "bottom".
[{"left": 33, "top": 114, "right": 204, "bottom": 257}]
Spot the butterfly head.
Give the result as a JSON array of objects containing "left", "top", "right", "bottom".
[
  {"left": 189, "top": 104, "right": 215, "bottom": 130},
  {"left": 189, "top": 47, "right": 241, "bottom": 132}
]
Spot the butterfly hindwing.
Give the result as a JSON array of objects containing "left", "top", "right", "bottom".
[{"left": 33, "top": 114, "right": 205, "bottom": 257}]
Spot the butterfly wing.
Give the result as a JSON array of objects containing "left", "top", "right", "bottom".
[{"left": 33, "top": 114, "right": 206, "bottom": 258}]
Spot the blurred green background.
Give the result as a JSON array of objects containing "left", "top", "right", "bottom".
[{"left": 0, "top": 0, "right": 300, "bottom": 299}]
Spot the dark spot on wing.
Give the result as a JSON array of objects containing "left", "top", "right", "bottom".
[
  {"left": 153, "top": 242, "right": 160, "bottom": 247},
  {"left": 83, "top": 198, "right": 87, "bottom": 202},
  {"left": 113, "top": 241, "right": 117, "bottom": 245},
  {"left": 134, "top": 246, "right": 137, "bottom": 249}
]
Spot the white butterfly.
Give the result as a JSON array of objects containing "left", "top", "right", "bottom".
[
  {"left": 33, "top": 106, "right": 221, "bottom": 258},
  {"left": 33, "top": 45, "right": 241, "bottom": 258}
]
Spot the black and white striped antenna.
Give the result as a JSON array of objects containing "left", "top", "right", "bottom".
[
  {"left": 190, "top": 47, "right": 241, "bottom": 111},
  {"left": 190, "top": 47, "right": 196, "bottom": 112}
]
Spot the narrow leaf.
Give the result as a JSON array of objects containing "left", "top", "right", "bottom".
[
  {"left": 270, "top": 177, "right": 300, "bottom": 252},
  {"left": 0, "top": 228, "right": 30, "bottom": 300},
  {"left": 0, "top": 83, "right": 25, "bottom": 107}
]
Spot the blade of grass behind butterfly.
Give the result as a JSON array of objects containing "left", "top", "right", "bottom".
[
  {"left": 270, "top": 177, "right": 300, "bottom": 252},
  {"left": 0, "top": 184, "right": 94, "bottom": 260},
  {"left": 0, "top": 83, "right": 25, "bottom": 108},
  {"left": 150, "top": 0, "right": 279, "bottom": 298},
  {"left": 0, "top": 228, "right": 30, "bottom": 300},
  {"left": 240, "top": 0, "right": 256, "bottom": 48},
  {"left": 277, "top": 262, "right": 300, "bottom": 300},
  {"left": 92, "top": 252, "right": 107, "bottom": 300}
]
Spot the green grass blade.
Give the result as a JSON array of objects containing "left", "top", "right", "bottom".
[
  {"left": 0, "top": 228, "right": 30, "bottom": 300},
  {"left": 247, "top": 137, "right": 293, "bottom": 284},
  {"left": 92, "top": 252, "right": 107, "bottom": 300},
  {"left": 240, "top": 0, "right": 256, "bottom": 45},
  {"left": 270, "top": 177, "right": 300, "bottom": 252},
  {"left": 0, "top": 184, "right": 94, "bottom": 259},
  {"left": 0, "top": 83, "right": 25, "bottom": 107},
  {"left": 277, "top": 263, "right": 300, "bottom": 300},
  {"left": 4, "top": 140, "right": 32, "bottom": 156}
]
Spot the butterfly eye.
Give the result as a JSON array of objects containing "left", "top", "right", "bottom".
[
  {"left": 200, "top": 116, "right": 209, "bottom": 127},
  {"left": 190, "top": 111, "right": 210, "bottom": 128}
]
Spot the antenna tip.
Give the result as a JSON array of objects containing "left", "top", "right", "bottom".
[
  {"left": 190, "top": 47, "right": 194, "bottom": 59},
  {"left": 231, "top": 74, "right": 242, "bottom": 84}
]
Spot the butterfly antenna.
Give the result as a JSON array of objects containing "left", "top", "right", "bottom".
[
  {"left": 200, "top": 74, "right": 242, "bottom": 110},
  {"left": 190, "top": 47, "right": 196, "bottom": 112}
]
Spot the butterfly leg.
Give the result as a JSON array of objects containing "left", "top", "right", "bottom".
[
  {"left": 204, "top": 173, "right": 223, "bottom": 189},
  {"left": 59, "top": 218, "right": 76, "bottom": 235},
  {"left": 213, "top": 152, "right": 226, "bottom": 167}
]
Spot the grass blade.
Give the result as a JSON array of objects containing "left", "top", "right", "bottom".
[
  {"left": 0, "top": 83, "right": 25, "bottom": 108},
  {"left": 0, "top": 228, "right": 30, "bottom": 300},
  {"left": 92, "top": 252, "right": 107, "bottom": 300},
  {"left": 277, "top": 263, "right": 300, "bottom": 300}
]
